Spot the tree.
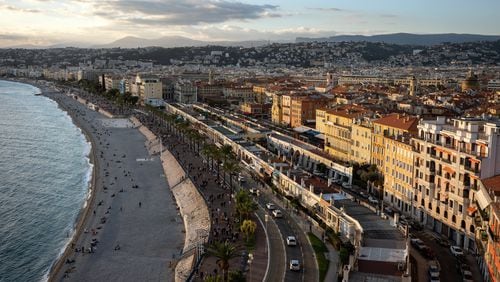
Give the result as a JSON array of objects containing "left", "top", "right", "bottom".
[
  {"left": 235, "top": 190, "right": 257, "bottom": 222},
  {"left": 206, "top": 241, "right": 240, "bottom": 282},
  {"left": 240, "top": 220, "right": 257, "bottom": 243},
  {"left": 223, "top": 160, "right": 241, "bottom": 191},
  {"left": 202, "top": 143, "right": 218, "bottom": 170}
]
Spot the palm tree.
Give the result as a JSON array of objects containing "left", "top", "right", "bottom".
[
  {"left": 201, "top": 143, "right": 218, "bottom": 170},
  {"left": 206, "top": 241, "right": 240, "bottom": 282},
  {"left": 235, "top": 190, "right": 257, "bottom": 222},
  {"left": 220, "top": 144, "right": 234, "bottom": 162},
  {"left": 223, "top": 160, "right": 241, "bottom": 192}
]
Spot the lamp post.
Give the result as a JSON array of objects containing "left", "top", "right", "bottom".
[{"left": 247, "top": 253, "right": 254, "bottom": 281}]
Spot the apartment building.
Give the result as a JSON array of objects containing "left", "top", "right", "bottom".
[
  {"left": 350, "top": 118, "right": 373, "bottom": 165},
  {"left": 382, "top": 134, "right": 415, "bottom": 215},
  {"left": 412, "top": 117, "right": 500, "bottom": 251},
  {"left": 174, "top": 80, "right": 198, "bottom": 104},
  {"left": 104, "top": 74, "right": 121, "bottom": 91},
  {"left": 316, "top": 105, "right": 372, "bottom": 162},
  {"left": 371, "top": 114, "right": 418, "bottom": 169},
  {"left": 486, "top": 201, "right": 500, "bottom": 282},
  {"left": 271, "top": 93, "right": 283, "bottom": 125},
  {"left": 139, "top": 77, "right": 162, "bottom": 103}
]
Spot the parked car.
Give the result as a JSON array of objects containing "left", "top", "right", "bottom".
[
  {"left": 462, "top": 270, "right": 473, "bottom": 282},
  {"left": 435, "top": 237, "right": 450, "bottom": 247},
  {"left": 272, "top": 209, "right": 283, "bottom": 218},
  {"left": 266, "top": 203, "right": 276, "bottom": 210},
  {"left": 368, "top": 196, "right": 379, "bottom": 205},
  {"left": 428, "top": 260, "right": 440, "bottom": 280},
  {"left": 450, "top": 246, "right": 464, "bottom": 256},
  {"left": 384, "top": 207, "right": 394, "bottom": 216},
  {"left": 286, "top": 236, "right": 297, "bottom": 246},
  {"left": 289, "top": 259, "right": 301, "bottom": 271},
  {"left": 342, "top": 182, "right": 352, "bottom": 189},
  {"left": 249, "top": 188, "right": 259, "bottom": 195},
  {"left": 359, "top": 191, "right": 369, "bottom": 199}
]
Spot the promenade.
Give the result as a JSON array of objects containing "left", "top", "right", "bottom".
[{"left": 45, "top": 88, "right": 184, "bottom": 282}]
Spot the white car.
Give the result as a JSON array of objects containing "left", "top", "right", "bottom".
[
  {"left": 289, "top": 259, "right": 301, "bottom": 271},
  {"left": 266, "top": 203, "right": 276, "bottom": 210},
  {"left": 249, "top": 188, "right": 259, "bottom": 195},
  {"left": 286, "top": 236, "right": 297, "bottom": 246},
  {"left": 450, "top": 246, "right": 464, "bottom": 256},
  {"left": 272, "top": 209, "right": 283, "bottom": 218},
  {"left": 368, "top": 196, "right": 379, "bottom": 205}
]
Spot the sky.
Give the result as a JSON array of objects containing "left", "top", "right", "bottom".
[{"left": 0, "top": 0, "right": 499, "bottom": 47}]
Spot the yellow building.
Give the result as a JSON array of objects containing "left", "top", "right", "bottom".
[
  {"left": 382, "top": 134, "right": 415, "bottom": 214},
  {"left": 372, "top": 114, "right": 418, "bottom": 169},
  {"left": 350, "top": 119, "right": 373, "bottom": 165},
  {"left": 316, "top": 105, "right": 371, "bottom": 162},
  {"left": 271, "top": 93, "right": 283, "bottom": 124}
]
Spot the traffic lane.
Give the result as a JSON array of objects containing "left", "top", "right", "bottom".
[
  {"left": 274, "top": 213, "right": 303, "bottom": 282},
  {"left": 255, "top": 208, "right": 286, "bottom": 282},
  {"left": 414, "top": 231, "right": 462, "bottom": 282}
]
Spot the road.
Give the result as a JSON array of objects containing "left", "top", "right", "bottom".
[{"left": 235, "top": 169, "right": 318, "bottom": 282}]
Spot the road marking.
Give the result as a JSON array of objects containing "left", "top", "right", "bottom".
[{"left": 136, "top": 158, "right": 154, "bottom": 162}]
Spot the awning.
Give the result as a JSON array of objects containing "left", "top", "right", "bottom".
[
  {"left": 470, "top": 158, "right": 481, "bottom": 164},
  {"left": 443, "top": 166, "right": 455, "bottom": 174},
  {"left": 467, "top": 206, "right": 477, "bottom": 216},
  {"left": 476, "top": 188, "right": 492, "bottom": 210}
]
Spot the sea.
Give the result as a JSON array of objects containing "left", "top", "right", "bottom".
[{"left": 0, "top": 80, "right": 92, "bottom": 282}]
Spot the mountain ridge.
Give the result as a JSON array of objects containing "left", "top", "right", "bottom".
[{"left": 295, "top": 33, "right": 500, "bottom": 45}]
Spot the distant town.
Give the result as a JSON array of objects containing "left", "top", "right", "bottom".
[{"left": 2, "top": 38, "right": 500, "bottom": 282}]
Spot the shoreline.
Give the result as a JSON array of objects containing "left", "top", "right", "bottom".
[
  {"left": 44, "top": 93, "right": 99, "bottom": 282},
  {"left": 0, "top": 78, "right": 99, "bottom": 281}
]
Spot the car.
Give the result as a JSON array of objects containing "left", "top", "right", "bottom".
[
  {"left": 266, "top": 203, "right": 276, "bottom": 210},
  {"left": 368, "top": 196, "right": 379, "bottom": 205},
  {"left": 462, "top": 270, "right": 473, "bottom": 282},
  {"left": 249, "top": 188, "right": 259, "bottom": 195},
  {"left": 384, "top": 207, "right": 394, "bottom": 216},
  {"left": 410, "top": 238, "right": 424, "bottom": 247},
  {"left": 238, "top": 176, "right": 246, "bottom": 182},
  {"left": 428, "top": 260, "right": 440, "bottom": 280},
  {"left": 459, "top": 263, "right": 471, "bottom": 274},
  {"left": 450, "top": 246, "right": 464, "bottom": 256},
  {"left": 342, "top": 182, "right": 352, "bottom": 189},
  {"left": 286, "top": 236, "right": 297, "bottom": 246},
  {"left": 359, "top": 191, "right": 369, "bottom": 199},
  {"left": 435, "top": 238, "right": 450, "bottom": 247},
  {"left": 272, "top": 209, "right": 283, "bottom": 218},
  {"left": 289, "top": 259, "right": 301, "bottom": 271}
]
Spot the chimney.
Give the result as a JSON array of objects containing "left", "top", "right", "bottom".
[
  {"left": 328, "top": 178, "right": 333, "bottom": 187},
  {"left": 309, "top": 184, "right": 314, "bottom": 192},
  {"left": 287, "top": 170, "right": 291, "bottom": 177},
  {"left": 293, "top": 175, "right": 297, "bottom": 182},
  {"left": 279, "top": 166, "right": 283, "bottom": 173},
  {"left": 301, "top": 178, "right": 305, "bottom": 188},
  {"left": 329, "top": 196, "right": 334, "bottom": 206}
]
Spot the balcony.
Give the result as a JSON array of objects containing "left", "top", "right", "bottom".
[
  {"left": 441, "top": 157, "right": 452, "bottom": 164},
  {"left": 488, "top": 226, "right": 499, "bottom": 242}
]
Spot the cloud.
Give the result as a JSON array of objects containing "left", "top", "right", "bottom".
[
  {"left": 94, "top": 0, "right": 280, "bottom": 26},
  {"left": 1, "top": 4, "right": 41, "bottom": 13},
  {"left": 0, "top": 33, "right": 29, "bottom": 40},
  {"left": 307, "top": 7, "right": 345, "bottom": 12}
]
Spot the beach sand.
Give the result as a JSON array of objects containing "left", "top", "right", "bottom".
[{"left": 36, "top": 84, "right": 185, "bottom": 282}]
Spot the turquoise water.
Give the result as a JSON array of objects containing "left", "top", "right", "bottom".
[{"left": 0, "top": 80, "right": 92, "bottom": 282}]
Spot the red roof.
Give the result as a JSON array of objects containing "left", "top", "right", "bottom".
[
  {"left": 373, "top": 113, "right": 418, "bottom": 132},
  {"left": 482, "top": 175, "right": 500, "bottom": 195}
]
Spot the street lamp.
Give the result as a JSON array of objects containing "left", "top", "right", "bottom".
[{"left": 247, "top": 253, "right": 254, "bottom": 281}]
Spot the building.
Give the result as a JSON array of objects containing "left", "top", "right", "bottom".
[
  {"left": 196, "top": 81, "right": 223, "bottom": 102},
  {"left": 174, "top": 80, "right": 198, "bottom": 104},
  {"left": 461, "top": 70, "right": 480, "bottom": 92},
  {"left": 290, "top": 94, "right": 331, "bottom": 128},
  {"left": 316, "top": 105, "right": 372, "bottom": 162},
  {"left": 104, "top": 74, "right": 121, "bottom": 91},
  {"left": 350, "top": 118, "right": 373, "bottom": 165},
  {"left": 240, "top": 102, "right": 271, "bottom": 118},
  {"left": 412, "top": 117, "right": 500, "bottom": 251},
  {"left": 271, "top": 93, "right": 284, "bottom": 125},
  {"left": 382, "top": 134, "right": 415, "bottom": 215},
  {"left": 223, "top": 85, "right": 254, "bottom": 103},
  {"left": 371, "top": 114, "right": 418, "bottom": 169}
]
